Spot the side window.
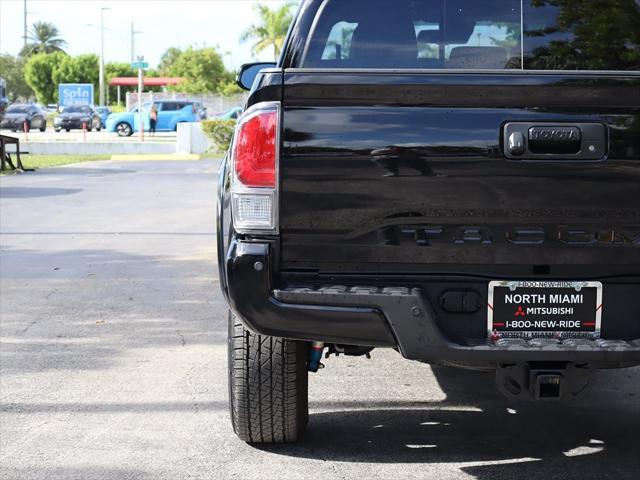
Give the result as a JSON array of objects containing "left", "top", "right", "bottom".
[
  {"left": 305, "top": 0, "right": 522, "bottom": 69},
  {"left": 321, "top": 21, "right": 359, "bottom": 60},
  {"left": 161, "top": 102, "right": 179, "bottom": 112},
  {"left": 303, "top": 0, "right": 639, "bottom": 71},
  {"left": 444, "top": 17, "right": 521, "bottom": 69},
  {"left": 415, "top": 23, "right": 440, "bottom": 59}
]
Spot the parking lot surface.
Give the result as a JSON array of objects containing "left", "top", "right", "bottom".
[{"left": 1, "top": 160, "right": 639, "bottom": 480}]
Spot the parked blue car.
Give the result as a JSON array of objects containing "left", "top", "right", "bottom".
[{"left": 106, "top": 100, "right": 201, "bottom": 136}]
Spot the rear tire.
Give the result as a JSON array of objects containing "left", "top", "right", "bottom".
[
  {"left": 39, "top": 121, "right": 46, "bottom": 132},
  {"left": 228, "top": 311, "right": 309, "bottom": 443}
]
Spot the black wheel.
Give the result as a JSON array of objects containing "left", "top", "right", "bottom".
[
  {"left": 65, "top": 128, "right": 70, "bottom": 132},
  {"left": 39, "top": 121, "right": 46, "bottom": 132},
  {"left": 116, "top": 122, "right": 132, "bottom": 137},
  {"left": 55, "top": 128, "right": 61, "bottom": 133},
  {"left": 228, "top": 311, "right": 309, "bottom": 443}
]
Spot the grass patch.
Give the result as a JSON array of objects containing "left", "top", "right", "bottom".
[
  {"left": 2, "top": 154, "right": 109, "bottom": 173},
  {"left": 200, "top": 153, "right": 224, "bottom": 160}
]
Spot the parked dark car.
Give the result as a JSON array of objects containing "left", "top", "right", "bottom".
[
  {"left": 219, "top": 0, "right": 640, "bottom": 444},
  {"left": 54, "top": 105, "right": 102, "bottom": 132},
  {"left": 0, "top": 103, "right": 47, "bottom": 132},
  {"left": 0, "top": 78, "right": 8, "bottom": 123}
]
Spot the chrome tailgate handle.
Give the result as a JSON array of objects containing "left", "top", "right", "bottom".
[{"left": 503, "top": 122, "right": 606, "bottom": 160}]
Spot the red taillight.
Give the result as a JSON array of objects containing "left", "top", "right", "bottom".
[
  {"left": 233, "top": 109, "right": 277, "bottom": 187},
  {"left": 231, "top": 102, "right": 279, "bottom": 234}
]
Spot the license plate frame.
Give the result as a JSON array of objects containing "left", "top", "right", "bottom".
[{"left": 487, "top": 281, "right": 603, "bottom": 340}]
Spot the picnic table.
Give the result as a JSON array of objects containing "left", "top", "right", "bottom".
[{"left": 0, "top": 134, "right": 32, "bottom": 171}]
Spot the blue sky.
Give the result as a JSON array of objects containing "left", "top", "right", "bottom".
[{"left": 0, "top": 0, "right": 292, "bottom": 70}]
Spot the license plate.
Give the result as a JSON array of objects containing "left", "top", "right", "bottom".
[{"left": 487, "top": 281, "right": 603, "bottom": 340}]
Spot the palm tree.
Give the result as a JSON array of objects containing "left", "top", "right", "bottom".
[
  {"left": 240, "top": 4, "right": 295, "bottom": 61},
  {"left": 20, "top": 22, "right": 67, "bottom": 57}
]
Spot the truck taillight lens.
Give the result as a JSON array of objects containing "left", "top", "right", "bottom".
[
  {"left": 234, "top": 111, "right": 276, "bottom": 187},
  {"left": 231, "top": 102, "right": 280, "bottom": 234}
]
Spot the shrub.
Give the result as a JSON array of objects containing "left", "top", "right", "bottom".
[{"left": 201, "top": 118, "right": 236, "bottom": 154}]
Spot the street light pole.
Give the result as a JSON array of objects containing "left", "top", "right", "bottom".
[
  {"left": 23, "top": 0, "right": 28, "bottom": 49},
  {"left": 98, "top": 7, "right": 110, "bottom": 107}
]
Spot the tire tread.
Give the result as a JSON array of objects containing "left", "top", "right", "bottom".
[{"left": 228, "top": 312, "right": 308, "bottom": 443}]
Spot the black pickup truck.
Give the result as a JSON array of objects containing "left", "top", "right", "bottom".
[{"left": 218, "top": 0, "right": 640, "bottom": 443}]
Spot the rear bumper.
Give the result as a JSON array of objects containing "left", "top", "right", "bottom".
[
  {"left": 226, "top": 240, "right": 640, "bottom": 364},
  {"left": 1, "top": 119, "right": 25, "bottom": 129},
  {"left": 55, "top": 119, "right": 90, "bottom": 129}
]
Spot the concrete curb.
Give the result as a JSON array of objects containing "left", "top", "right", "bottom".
[
  {"left": 5, "top": 142, "right": 176, "bottom": 155},
  {"left": 110, "top": 154, "right": 202, "bottom": 161}
]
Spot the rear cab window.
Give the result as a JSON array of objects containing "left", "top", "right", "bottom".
[{"left": 303, "top": 0, "right": 640, "bottom": 70}]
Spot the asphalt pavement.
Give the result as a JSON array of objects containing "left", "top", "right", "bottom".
[{"left": 1, "top": 160, "right": 639, "bottom": 480}]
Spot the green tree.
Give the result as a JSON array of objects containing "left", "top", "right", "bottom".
[
  {"left": 52, "top": 54, "right": 99, "bottom": 103},
  {"left": 24, "top": 51, "right": 67, "bottom": 104},
  {"left": 20, "top": 22, "right": 67, "bottom": 57},
  {"left": 167, "top": 46, "right": 230, "bottom": 94},
  {"left": 218, "top": 80, "right": 243, "bottom": 96},
  {"left": 240, "top": 4, "right": 295, "bottom": 60},
  {"left": 158, "top": 47, "right": 183, "bottom": 74},
  {"left": 0, "top": 55, "right": 34, "bottom": 101}
]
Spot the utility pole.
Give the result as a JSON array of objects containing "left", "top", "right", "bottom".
[
  {"left": 130, "top": 23, "right": 141, "bottom": 64},
  {"left": 98, "top": 7, "right": 110, "bottom": 107},
  {"left": 23, "top": 0, "right": 28, "bottom": 49},
  {"left": 137, "top": 56, "right": 144, "bottom": 142}
]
